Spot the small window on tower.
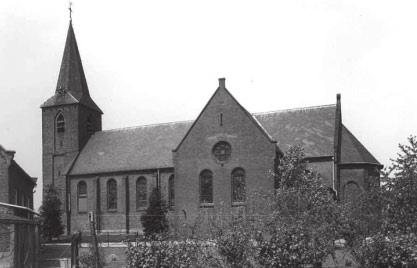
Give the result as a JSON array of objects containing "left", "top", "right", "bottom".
[{"left": 56, "top": 113, "right": 65, "bottom": 133}]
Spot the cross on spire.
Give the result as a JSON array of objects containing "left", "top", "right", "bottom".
[{"left": 69, "top": 1, "right": 73, "bottom": 21}]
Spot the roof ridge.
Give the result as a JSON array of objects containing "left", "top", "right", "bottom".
[
  {"left": 253, "top": 104, "right": 336, "bottom": 116},
  {"left": 101, "top": 119, "right": 194, "bottom": 133},
  {"left": 99, "top": 104, "right": 336, "bottom": 133}
]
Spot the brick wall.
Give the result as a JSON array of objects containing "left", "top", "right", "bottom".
[
  {"left": 308, "top": 161, "right": 333, "bottom": 189},
  {"left": 43, "top": 103, "right": 102, "bottom": 233},
  {"left": 8, "top": 162, "right": 35, "bottom": 209},
  {"left": 0, "top": 151, "right": 10, "bottom": 204},
  {"left": 174, "top": 88, "right": 276, "bottom": 224},
  {"left": 340, "top": 167, "right": 366, "bottom": 201},
  {"left": 70, "top": 169, "right": 174, "bottom": 233}
]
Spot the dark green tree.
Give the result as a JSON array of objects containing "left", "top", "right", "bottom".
[
  {"left": 40, "top": 184, "right": 64, "bottom": 240},
  {"left": 140, "top": 187, "right": 168, "bottom": 237}
]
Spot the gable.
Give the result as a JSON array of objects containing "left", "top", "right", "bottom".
[
  {"left": 174, "top": 85, "right": 275, "bottom": 153},
  {"left": 340, "top": 125, "right": 381, "bottom": 165}
]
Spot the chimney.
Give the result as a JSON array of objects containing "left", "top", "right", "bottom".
[{"left": 218, "top": 78, "right": 226, "bottom": 88}]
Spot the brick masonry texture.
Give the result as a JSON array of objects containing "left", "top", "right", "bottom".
[
  {"left": 40, "top": 23, "right": 382, "bottom": 235},
  {"left": 0, "top": 147, "right": 35, "bottom": 209},
  {"left": 174, "top": 88, "right": 277, "bottom": 223},
  {"left": 42, "top": 103, "right": 102, "bottom": 232},
  {"left": 43, "top": 86, "right": 380, "bottom": 234}
]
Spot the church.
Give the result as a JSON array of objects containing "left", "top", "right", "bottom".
[{"left": 41, "top": 22, "right": 382, "bottom": 234}]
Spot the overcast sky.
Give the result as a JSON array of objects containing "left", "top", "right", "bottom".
[{"left": 1, "top": 0, "right": 416, "bottom": 210}]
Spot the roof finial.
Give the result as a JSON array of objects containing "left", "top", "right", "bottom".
[{"left": 68, "top": 1, "right": 73, "bottom": 21}]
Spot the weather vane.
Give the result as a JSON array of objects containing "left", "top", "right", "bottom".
[{"left": 69, "top": 1, "right": 73, "bottom": 21}]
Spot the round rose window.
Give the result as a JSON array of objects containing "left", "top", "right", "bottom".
[{"left": 212, "top": 141, "right": 231, "bottom": 162}]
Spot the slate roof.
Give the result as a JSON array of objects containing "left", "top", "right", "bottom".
[
  {"left": 70, "top": 121, "right": 192, "bottom": 175},
  {"left": 254, "top": 105, "right": 336, "bottom": 157},
  {"left": 69, "top": 104, "right": 381, "bottom": 176},
  {"left": 41, "top": 22, "right": 102, "bottom": 113},
  {"left": 340, "top": 125, "right": 380, "bottom": 165}
]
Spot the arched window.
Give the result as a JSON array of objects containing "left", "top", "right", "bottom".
[
  {"left": 343, "top": 181, "right": 361, "bottom": 202},
  {"left": 107, "top": 179, "right": 117, "bottom": 210},
  {"left": 168, "top": 175, "right": 175, "bottom": 208},
  {"left": 136, "top": 177, "right": 147, "bottom": 209},
  {"left": 232, "top": 168, "right": 246, "bottom": 203},
  {"left": 200, "top": 170, "right": 213, "bottom": 205},
  {"left": 77, "top": 181, "right": 87, "bottom": 212},
  {"left": 56, "top": 113, "right": 65, "bottom": 133}
]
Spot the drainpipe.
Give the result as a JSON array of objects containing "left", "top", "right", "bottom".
[
  {"left": 125, "top": 176, "right": 129, "bottom": 234},
  {"left": 333, "top": 94, "right": 342, "bottom": 200}
]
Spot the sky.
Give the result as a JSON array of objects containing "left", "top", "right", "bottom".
[{"left": 1, "top": 0, "right": 416, "bottom": 210}]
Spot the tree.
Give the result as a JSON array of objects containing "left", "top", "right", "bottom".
[
  {"left": 256, "top": 146, "right": 349, "bottom": 267},
  {"left": 353, "top": 135, "right": 417, "bottom": 267},
  {"left": 140, "top": 187, "right": 168, "bottom": 237},
  {"left": 40, "top": 184, "right": 64, "bottom": 240}
]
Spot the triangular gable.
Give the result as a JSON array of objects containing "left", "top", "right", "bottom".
[
  {"left": 340, "top": 125, "right": 381, "bottom": 166},
  {"left": 173, "top": 80, "right": 276, "bottom": 152}
]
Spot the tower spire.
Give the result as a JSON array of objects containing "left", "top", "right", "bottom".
[
  {"left": 41, "top": 21, "right": 103, "bottom": 113},
  {"left": 68, "top": 1, "right": 73, "bottom": 21}
]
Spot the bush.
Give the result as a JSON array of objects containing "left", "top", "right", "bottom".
[
  {"left": 352, "top": 136, "right": 417, "bottom": 267},
  {"left": 140, "top": 188, "right": 169, "bottom": 238},
  {"left": 78, "top": 248, "right": 105, "bottom": 268},
  {"left": 40, "top": 184, "right": 64, "bottom": 240},
  {"left": 126, "top": 236, "right": 200, "bottom": 267},
  {"left": 354, "top": 233, "right": 417, "bottom": 268},
  {"left": 216, "top": 226, "right": 254, "bottom": 267}
]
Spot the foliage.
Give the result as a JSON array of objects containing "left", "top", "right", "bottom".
[
  {"left": 39, "top": 184, "right": 64, "bottom": 240},
  {"left": 354, "top": 233, "right": 417, "bottom": 268},
  {"left": 140, "top": 188, "right": 169, "bottom": 238},
  {"left": 125, "top": 235, "right": 202, "bottom": 267},
  {"left": 255, "top": 146, "right": 347, "bottom": 267},
  {"left": 78, "top": 247, "right": 105, "bottom": 268},
  {"left": 353, "top": 135, "right": 417, "bottom": 267},
  {"left": 214, "top": 218, "right": 256, "bottom": 268}
]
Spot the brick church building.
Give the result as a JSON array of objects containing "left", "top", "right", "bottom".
[{"left": 41, "top": 22, "right": 381, "bottom": 234}]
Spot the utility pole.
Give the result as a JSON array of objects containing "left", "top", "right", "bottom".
[{"left": 89, "top": 211, "right": 101, "bottom": 268}]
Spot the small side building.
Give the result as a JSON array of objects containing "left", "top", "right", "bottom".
[{"left": 0, "top": 145, "right": 39, "bottom": 268}]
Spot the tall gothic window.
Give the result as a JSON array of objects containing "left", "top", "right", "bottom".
[
  {"left": 200, "top": 170, "right": 213, "bottom": 205},
  {"left": 232, "top": 168, "right": 246, "bottom": 203},
  {"left": 78, "top": 181, "right": 87, "bottom": 212},
  {"left": 56, "top": 113, "right": 65, "bottom": 133},
  {"left": 107, "top": 179, "right": 117, "bottom": 210},
  {"left": 136, "top": 177, "right": 147, "bottom": 210},
  {"left": 168, "top": 175, "right": 175, "bottom": 208}
]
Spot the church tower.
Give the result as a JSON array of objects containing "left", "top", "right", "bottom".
[{"left": 41, "top": 21, "right": 102, "bottom": 232}]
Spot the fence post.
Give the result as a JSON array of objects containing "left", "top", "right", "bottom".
[{"left": 71, "top": 231, "right": 81, "bottom": 268}]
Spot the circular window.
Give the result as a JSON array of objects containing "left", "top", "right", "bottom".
[{"left": 212, "top": 141, "right": 231, "bottom": 162}]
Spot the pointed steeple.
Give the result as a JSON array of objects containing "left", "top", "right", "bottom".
[{"left": 42, "top": 21, "right": 102, "bottom": 113}]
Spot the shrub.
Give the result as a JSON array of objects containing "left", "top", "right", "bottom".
[
  {"left": 140, "top": 188, "right": 169, "bottom": 237},
  {"left": 40, "top": 184, "right": 64, "bottom": 240},
  {"left": 126, "top": 237, "right": 200, "bottom": 267},
  {"left": 354, "top": 233, "right": 417, "bottom": 268},
  {"left": 216, "top": 226, "right": 254, "bottom": 267}
]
